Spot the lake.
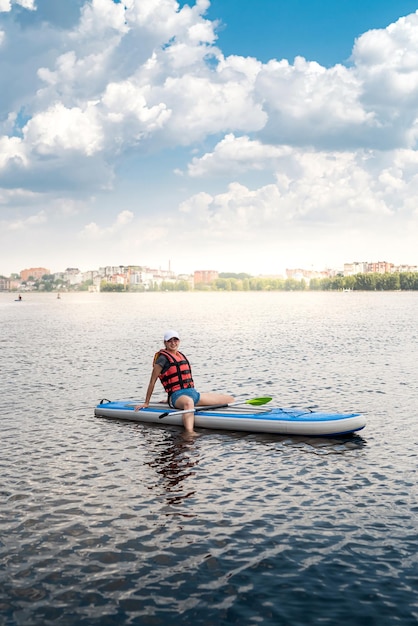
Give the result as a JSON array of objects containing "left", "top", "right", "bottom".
[{"left": 1, "top": 291, "right": 417, "bottom": 625}]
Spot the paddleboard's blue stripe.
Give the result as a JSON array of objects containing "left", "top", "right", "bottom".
[
  {"left": 196, "top": 411, "right": 361, "bottom": 422},
  {"left": 101, "top": 404, "right": 361, "bottom": 423}
]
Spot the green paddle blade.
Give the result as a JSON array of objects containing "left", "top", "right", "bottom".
[{"left": 244, "top": 397, "right": 272, "bottom": 406}]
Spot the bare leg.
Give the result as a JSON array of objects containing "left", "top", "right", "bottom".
[
  {"left": 197, "top": 392, "right": 235, "bottom": 406},
  {"left": 173, "top": 394, "right": 196, "bottom": 434}
]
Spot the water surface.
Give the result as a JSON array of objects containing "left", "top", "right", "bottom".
[{"left": 1, "top": 291, "right": 417, "bottom": 625}]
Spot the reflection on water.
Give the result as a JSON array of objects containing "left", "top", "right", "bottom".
[
  {"left": 1, "top": 291, "right": 418, "bottom": 625},
  {"left": 144, "top": 431, "right": 200, "bottom": 511},
  {"left": 255, "top": 431, "right": 368, "bottom": 455}
]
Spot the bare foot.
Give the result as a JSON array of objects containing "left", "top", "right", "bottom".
[{"left": 182, "top": 430, "right": 199, "bottom": 439}]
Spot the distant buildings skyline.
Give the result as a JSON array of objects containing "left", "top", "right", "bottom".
[
  {"left": 1, "top": 259, "right": 418, "bottom": 292},
  {"left": 2, "top": 258, "right": 418, "bottom": 282}
]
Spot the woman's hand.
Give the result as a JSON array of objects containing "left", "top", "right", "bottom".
[{"left": 134, "top": 402, "right": 148, "bottom": 411}]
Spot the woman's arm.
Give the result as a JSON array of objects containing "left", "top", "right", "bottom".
[{"left": 135, "top": 363, "right": 163, "bottom": 410}]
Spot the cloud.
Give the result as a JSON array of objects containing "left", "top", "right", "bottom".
[
  {"left": 7, "top": 209, "right": 47, "bottom": 230},
  {"left": 1, "top": 1, "right": 418, "bottom": 273},
  {"left": 24, "top": 102, "right": 104, "bottom": 156},
  {"left": 67, "top": 142, "right": 418, "bottom": 272},
  {"left": 179, "top": 146, "right": 418, "bottom": 238},
  {"left": 184, "top": 133, "right": 418, "bottom": 222},
  {"left": 1, "top": 2, "right": 417, "bottom": 180},
  {"left": 0, "top": 186, "right": 39, "bottom": 207},
  {"left": 186, "top": 133, "right": 292, "bottom": 176},
  {"left": 352, "top": 11, "right": 418, "bottom": 147},
  {"left": 0, "top": 136, "right": 28, "bottom": 167},
  {"left": 77, "top": 0, "right": 128, "bottom": 37},
  {"left": 1, "top": 0, "right": 242, "bottom": 188},
  {"left": 80, "top": 209, "right": 134, "bottom": 239},
  {"left": 0, "top": 0, "right": 35, "bottom": 12},
  {"left": 254, "top": 57, "right": 373, "bottom": 150}
]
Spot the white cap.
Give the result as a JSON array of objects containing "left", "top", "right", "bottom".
[{"left": 164, "top": 329, "right": 180, "bottom": 341}]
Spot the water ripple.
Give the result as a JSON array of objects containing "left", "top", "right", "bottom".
[{"left": 1, "top": 292, "right": 418, "bottom": 625}]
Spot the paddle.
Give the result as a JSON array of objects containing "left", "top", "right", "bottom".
[{"left": 158, "top": 396, "right": 272, "bottom": 419}]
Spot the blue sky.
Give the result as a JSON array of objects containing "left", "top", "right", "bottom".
[
  {"left": 205, "top": 0, "right": 418, "bottom": 66},
  {"left": 1, "top": 0, "right": 418, "bottom": 276}
]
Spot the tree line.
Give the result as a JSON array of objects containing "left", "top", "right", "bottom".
[
  {"left": 5, "top": 271, "right": 418, "bottom": 292},
  {"left": 198, "top": 272, "right": 418, "bottom": 291}
]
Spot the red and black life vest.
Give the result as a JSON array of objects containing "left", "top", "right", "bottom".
[{"left": 157, "top": 349, "right": 194, "bottom": 395}]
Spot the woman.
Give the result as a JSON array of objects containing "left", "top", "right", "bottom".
[{"left": 135, "top": 330, "right": 234, "bottom": 434}]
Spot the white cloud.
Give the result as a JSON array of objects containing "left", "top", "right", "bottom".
[
  {"left": 115, "top": 209, "right": 135, "bottom": 226},
  {"left": 124, "top": 0, "right": 212, "bottom": 44},
  {"left": 185, "top": 134, "right": 418, "bottom": 222},
  {"left": 23, "top": 102, "right": 104, "bottom": 156},
  {"left": 255, "top": 57, "right": 374, "bottom": 149},
  {"left": 77, "top": 0, "right": 128, "bottom": 37},
  {"left": 7, "top": 210, "right": 47, "bottom": 230},
  {"left": 80, "top": 209, "right": 134, "bottom": 239},
  {"left": 187, "top": 133, "right": 291, "bottom": 176},
  {"left": 5, "top": 0, "right": 417, "bottom": 181},
  {"left": 1, "top": 1, "right": 418, "bottom": 274},
  {"left": 0, "top": 136, "right": 27, "bottom": 167},
  {"left": 101, "top": 80, "right": 171, "bottom": 145},
  {"left": 180, "top": 146, "right": 418, "bottom": 240},
  {"left": 351, "top": 11, "right": 418, "bottom": 148},
  {"left": 0, "top": 0, "right": 35, "bottom": 11},
  {"left": 67, "top": 142, "right": 418, "bottom": 273},
  {"left": 0, "top": 187, "right": 38, "bottom": 206}
]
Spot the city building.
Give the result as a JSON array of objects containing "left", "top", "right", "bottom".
[
  {"left": 1, "top": 259, "right": 417, "bottom": 292},
  {"left": 194, "top": 270, "right": 219, "bottom": 284},
  {"left": 343, "top": 262, "right": 368, "bottom": 276},
  {"left": 367, "top": 261, "right": 394, "bottom": 274},
  {"left": 393, "top": 264, "right": 418, "bottom": 273},
  {"left": 0, "top": 277, "right": 10, "bottom": 290},
  {"left": 286, "top": 268, "right": 330, "bottom": 281},
  {"left": 20, "top": 267, "right": 50, "bottom": 281}
]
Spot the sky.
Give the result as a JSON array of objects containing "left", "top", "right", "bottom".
[{"left": 1, "top": 0, "right": 418, "bottom": 277}]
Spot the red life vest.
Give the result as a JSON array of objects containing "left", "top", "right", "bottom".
[{"left": 157, "top": 349, "right": 194, "bottom": 395}]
